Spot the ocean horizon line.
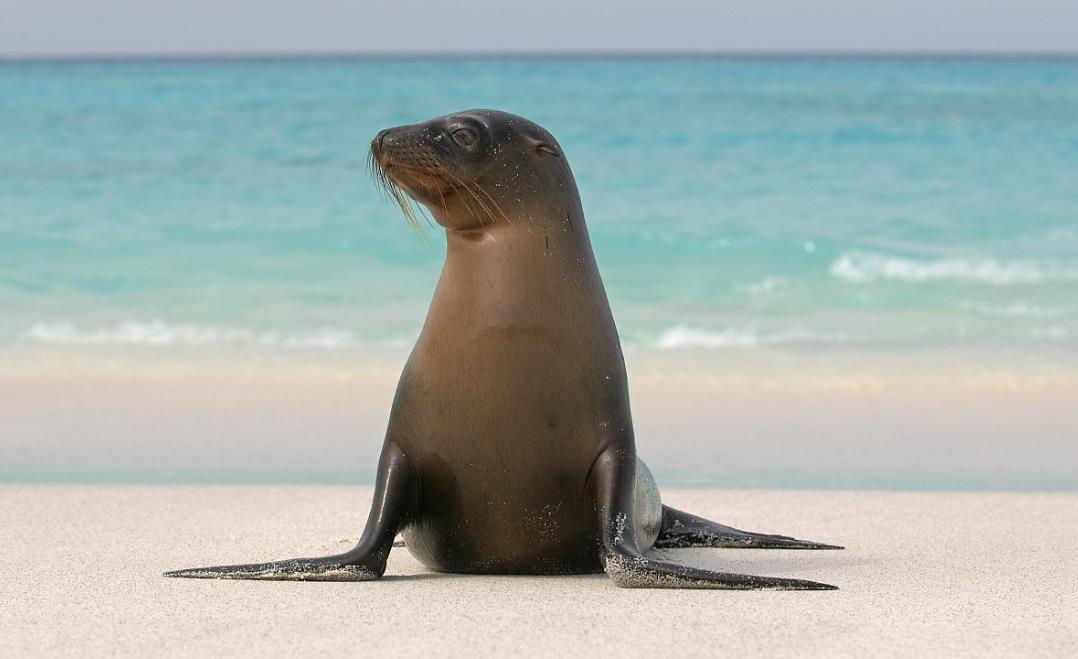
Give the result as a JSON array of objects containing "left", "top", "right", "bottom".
[{"left": 3, "top": 50, "right": 1078, "bottom": 64}]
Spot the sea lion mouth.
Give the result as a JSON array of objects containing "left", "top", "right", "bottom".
[
  {"left": 368, "top": 142, "right": 455, "bottom": 231},
  {"left": 383, "top": 163, "right": 455, "bottom": 197},
  {"left": 368, "top": 137, "right": 507, "bottom": 231}
]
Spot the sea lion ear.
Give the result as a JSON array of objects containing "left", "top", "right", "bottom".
[{"left": 525, "top": 136, "right": 561, "bottom": 158}]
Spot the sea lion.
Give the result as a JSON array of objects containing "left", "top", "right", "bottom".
[{"left": 166, "top": 109, "right": 841, "bottom": 589}]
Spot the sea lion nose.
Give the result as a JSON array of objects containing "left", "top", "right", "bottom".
[{"left": 376, "top": 129, "right": 397, "bottom": 149}]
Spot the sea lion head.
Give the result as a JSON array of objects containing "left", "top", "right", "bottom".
[{"left": 370, "top": 109, "right": 574, "bottom": 232}]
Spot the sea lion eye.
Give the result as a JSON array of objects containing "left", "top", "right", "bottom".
[{"left": 452, "top": 128, "right": 477, "bottom": 147}]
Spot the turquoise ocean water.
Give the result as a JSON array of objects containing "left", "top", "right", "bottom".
[{"left": 2, "top": 57, "right": 1077, "bottom": 352}]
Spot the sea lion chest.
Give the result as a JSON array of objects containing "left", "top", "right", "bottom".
[{"left": 390, "top": 233, "right": 630, "bottom": 573}]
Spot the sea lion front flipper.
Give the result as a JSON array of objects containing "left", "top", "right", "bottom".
[
  {"left": 162, "top": 557, "right": 383, "bottom": 582},
  {"left": 164, "top": 442, "right": 417, "bottom": 582},
  {"left": 588, "top": 447, "right": 838, "bottom": 590},
  {"left": 654, "top": 506, "right": 843, "bottom": 550}
]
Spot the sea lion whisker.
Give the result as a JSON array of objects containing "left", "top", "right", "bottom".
[
  {"left": 429, "top": 166, "right": 477, "bottom": 218},
  {"left": 387, "top": 178, "right": 424, "bottom": 235},
  {"left": 432, "top": 140, "right": 513, "bottom": 226},
  {"left": 448, "top": 173, "right": 497, "bottom": 227},
  {"left": 435, "top": 187, "right": 448, "bottom": 217},
  {"left": 424, "top": 141, "right": 499, "bottom": 227},
  {"left": 468, "top": 179, "right": 511, "bottom": 226},
  {"left": 370, "top": 154, "right": 430, "bottom": 237},
  {"left": 436, "top": 165, "right": 494, "bottom": 227},
  {"left": 366, "top": 149, "right": 386, "bottom": 202},
  {"left": 432, "top": 176, "right": 451, "bottom": 218},
  {"left": 463, "top": 182, "right": 497, "bottom": 227},
  {"left": 446, "top": 170, "right": 498, "bottom": 227}
]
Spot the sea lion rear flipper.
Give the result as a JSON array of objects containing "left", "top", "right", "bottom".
[
  {"left": 164, "top": 442, "right": 417, "bottom": 582},
  {"left": 588, "top": 447, "right": 838, "bottom": 590},
  {"left": 602, "top": 553, "right": 837, "bottom": 590},
  {"left": 654, "top": 505, "right": 843, "bottom": 550}
]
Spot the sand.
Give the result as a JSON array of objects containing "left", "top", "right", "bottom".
[{"left": 2, "top": 486, "right": 1075, "bottom": 657}]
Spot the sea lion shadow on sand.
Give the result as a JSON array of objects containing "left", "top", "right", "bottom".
[{"left": 166, "top": 110, "right": 842, "bottom": 590}]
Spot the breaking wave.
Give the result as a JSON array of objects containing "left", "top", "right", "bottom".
[
  {"left": 742, "top": 277, "right": 788, "bottom": 296},
  {"left": 654, "top": 324, "right": 849, "bottom": 349},
  {"left": 961, "top": 302, "right": 1065, "bottom": 318},
  {"left": 22, "top": 321, "right": 368, "bottom": 349},
  {"left": 830, "top": 251, "right": 1078, "bottom": 286}
]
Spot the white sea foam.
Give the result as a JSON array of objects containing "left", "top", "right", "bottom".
[
  {"left": 1028, "top": 326, "right": 1071, "bottom": 341},
  {"left": 961, "top": 302, "right": 1065, "bottom": 318},
  {"left": 744, "top": 277, "right": 788, "bottom": 296},
  {"left": 830, "top": 251, "right": 1078, "bottom": 286},
  {"left": 654, "top": 324, "right": 848, "bottom": 349},
  {"left": 22, "top": 321, "right": 360, "bottom": 349}
]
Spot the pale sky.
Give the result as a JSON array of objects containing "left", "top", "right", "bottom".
[{"left": 1, "top": 0, "right": 1076, "bottom": 57}]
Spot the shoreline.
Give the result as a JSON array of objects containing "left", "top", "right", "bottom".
[
  {"left": 3, "top": 343, "right": 1077, "bottom": 388},
  {"left": 3, "top": 471, "right": 1075, "bottom": 491},
  {"left": 2, "top": 346, "right": 1076, "bottom": 490}
]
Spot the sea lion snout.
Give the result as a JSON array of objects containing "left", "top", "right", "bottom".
[
  {"left": 371, "top": 109, "right": 575, "bottom": 232},
  {"left": 373, "top": 128, "right": 394, "bottom": 150},
  {"left": 369, "top": 121, "right": 461, "bottom": 224},
  {"left": 369, "top": 126, "right": 418, "bottom": 167}
]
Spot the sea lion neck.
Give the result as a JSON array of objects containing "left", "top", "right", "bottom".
[
  {"left": 416, "top": 208, "right": 611, "bottom": 344},
  {"left": 442, "top": 209, "right": 591, "bottom": 265}
]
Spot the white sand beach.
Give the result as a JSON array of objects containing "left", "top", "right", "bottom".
[{"left": 2, "top": 485, "right": 1075, "bottom": 657}]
